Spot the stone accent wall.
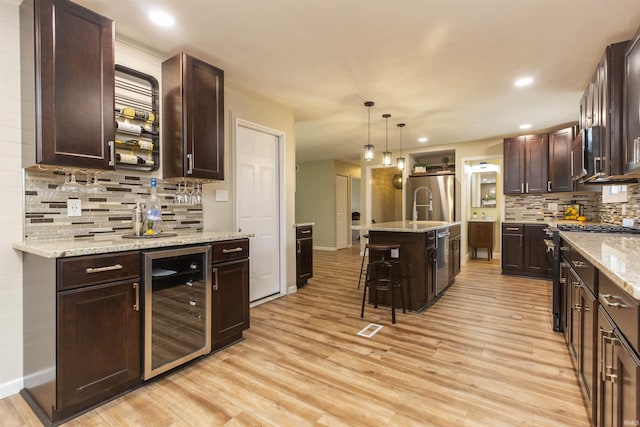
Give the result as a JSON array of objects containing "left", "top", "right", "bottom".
[
  {"left": 24, "top": 169, "right": 203, "bottom": 241},
  {"left": 504, "top": 192, "right": 599, "bottom": 222}
]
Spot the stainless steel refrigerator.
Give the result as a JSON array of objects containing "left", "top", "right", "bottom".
[
  {"left": 405, "top": 173, "right": 455, "bottom": 296},
  {"left": 405, "top": 173, "right": 455, "bottom": 222}
]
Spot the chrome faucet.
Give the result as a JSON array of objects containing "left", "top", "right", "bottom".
[{"left": 413, "top": 186, "right": 433, "bottom": 221}]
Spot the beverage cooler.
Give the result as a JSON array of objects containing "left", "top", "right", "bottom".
[{"left": 142, "top": 245, "right": 212, "bottom": 379}]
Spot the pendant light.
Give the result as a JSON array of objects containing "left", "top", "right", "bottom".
[
  {"left": 382, "top": 113, "right": 392, "bottom": 166},
  {"left": 397, "top": 123, "right": 406, "bottom": 170},
  {"left": 363, "top": 101, "right": 375, "bottom": 161}
]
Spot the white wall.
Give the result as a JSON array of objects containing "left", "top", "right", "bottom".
[{"left": 0, "top": 0, "right": 27, "bottom": 398}]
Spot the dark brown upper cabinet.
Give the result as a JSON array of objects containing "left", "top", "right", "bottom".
[
  {"left": 32, "top": 0, "right": 115, "bottom": 169},
  {"left": 162, "top": 53, "right": 225, "bottom": 180},
  {"left": 548, "top": 127, "right": 575, "bottom": 192},
  {"left": 503, "top": 134, "right": 548, "bottom": 194},
  {"left": 625, "top": 29, "right": 640, "bottom": 174},
  {"left": 580, "top": 41, "right": 627, "bottom": 178}
]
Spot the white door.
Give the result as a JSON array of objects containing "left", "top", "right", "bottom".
[
  {"left": 236, "top": 125, "right": 281, "bottom": 302},
  {"left": 336, "top": 175, "right": 348, "bottom": 249}
]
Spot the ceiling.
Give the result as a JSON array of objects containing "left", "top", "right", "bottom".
[{"left": 73, "top": 0, "right": 640, "bottom": 163}]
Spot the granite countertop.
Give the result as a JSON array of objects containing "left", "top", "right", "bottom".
[
  {"left": 13, "top": 231, "right": 254, "bottom": 258},
  {"left": 560, "top": 231, "right": 640, "bottom": 300},
  {"left": 293, "top": 222, "right": 315, "bottom": 227},
  {"left": 352, "top": 220, "right": 461, "bottom": 233},
  {"left": 468, "top": 218, "right": 497, "bottom": 222}
]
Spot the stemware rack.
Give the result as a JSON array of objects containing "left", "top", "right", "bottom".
[{"left": 114, "top": 64, "right": 160, "bottom": 171}]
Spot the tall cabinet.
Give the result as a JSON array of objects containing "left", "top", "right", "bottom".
[
  {"left": 162, "top": 52, "right": 225, "bottom": 180},
  {"left": 25, "top": 0, "right": 116, "bottom": 169}
]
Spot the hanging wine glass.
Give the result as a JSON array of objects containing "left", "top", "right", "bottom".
[
  {"left": 57, "top": 171, "right": 82, "bottom": 194},
  {"left": 193, "top": 183, "right": 202, "bottom": 205},
  {"left": 85, "top": 170, "right": 106, "bottom": 193}
]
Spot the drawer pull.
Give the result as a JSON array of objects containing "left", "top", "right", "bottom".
[
  {"left": 505, "top": 227, "right": 520, "bottom": 231},
  {"left": 189, "top": 299, "right": 197, "bottom": 307},
  {"left": 222, "top": 247, "right": 244, "bottom": 254},
  {"left": 212, "top": 267, "right": 218, "bottom": 291},
  {"left": 300, "top": 230, "right": 311, "bottom": 234},
  {"left": 573, "top": 260, "right": 588, "bottom": 269},
  {"left": 85, "top": 264, "right": 123, "bottom": 274},
  {"left": 600, "top": 294, "right": 627, "bottom": 309}
]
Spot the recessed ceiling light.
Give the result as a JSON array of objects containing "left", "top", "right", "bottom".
[
  {"left": 418, "top": 137, "right": 428, "bottom": 143},
  {"left": 520, "top": 123, "right": 532, "bottom": 130},
  {"left": 149, "top": 10, "right": 174, "bottom": 27},
  {"left": 515, "top": 77, "right": 533, "bottom": 87}
]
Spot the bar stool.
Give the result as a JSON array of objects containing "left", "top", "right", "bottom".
[
  {"left": 360, "top": 243, "right": 405, "bottom": 324},
  {"left": 357, "top": 234, "right": 369, "bottom": 289}
]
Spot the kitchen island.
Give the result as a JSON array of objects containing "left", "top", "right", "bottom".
[{"left": 353, "top": 220, "right": 461, "bottom": 311}]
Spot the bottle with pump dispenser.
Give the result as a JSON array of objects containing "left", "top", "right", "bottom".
[{"left": 145, "top": 178, "right": 162, "bottom": 235}]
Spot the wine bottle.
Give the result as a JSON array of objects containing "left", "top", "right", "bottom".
[
  {"left": 116, "top": 120, "right": 158, "bottom": 137},
  {"left": 116, "top": 153, "right": 140, "bottom": 165},
  {"left": 145, "top": 178, "right": 162, "bottom": 235},
  {"left": 115, "top": 139, "right": 154, "bottom": 151},
  {"left": 115, "top": 107, "right": 155, "bottom": 123}
]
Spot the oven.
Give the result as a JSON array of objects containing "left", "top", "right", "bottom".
[{"left": 544, "top": 226, "right": 563, "bottom": 331}]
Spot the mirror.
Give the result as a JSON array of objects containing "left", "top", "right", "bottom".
[{"left": 470, "top": 171, "right": 497, "bottom": 208}]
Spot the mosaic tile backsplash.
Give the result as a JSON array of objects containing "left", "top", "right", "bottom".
[
  {"left": 24, "top": 169, "right": 203, "bottom": 241},
  {"left": 505, "top": 184, "right": 640, "bottom": 225}
]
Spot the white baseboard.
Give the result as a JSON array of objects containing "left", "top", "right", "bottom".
[
  {"left": 287, "top": 285, "right": 298, "bottom": 294},
  {"left": 313, "top": 246, "right": 337, "bottom": 251},
  {"left": 0, "top": 376, "right": 23, "bottom": 400}
]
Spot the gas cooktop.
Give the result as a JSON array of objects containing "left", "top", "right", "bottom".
[{"left": 556, "top": 224, "right": 640, "bottom": 234}]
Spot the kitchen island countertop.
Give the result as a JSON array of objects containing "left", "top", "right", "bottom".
[
  {"left": 352, "top": 220, "right": 461, "bottom": 233},
  {"left": 13, "top": 231, "right": 254, "bottom": 258},
  {"left": 560, "top": 231, "right": 640, "bottom": 300}
]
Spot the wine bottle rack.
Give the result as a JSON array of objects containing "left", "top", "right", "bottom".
[{"left": 114, "top": 64, "right": 160, "bottom": 171}]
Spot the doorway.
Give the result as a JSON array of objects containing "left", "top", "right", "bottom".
[
  {"left": 235, "top": 121, "right": 284, "bottom": 302},
  {"left": 336, "top": 174, "right": 348, "bottom": 249}
]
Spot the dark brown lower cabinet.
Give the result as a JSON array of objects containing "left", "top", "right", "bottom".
[
  {"left": 598, "top": 308, "right": 640, "bottom": 427},
  {"left": 502, "top": 223, "right": 550, "bottom": 278},
  {"left": 296, "top": 225, "right": 313, "bottom": 287},
  {"left": 501, "top": 224, "right": 524, "bottom": 272},
  {"left": 448, "top": 224, "right": 461, "bottom": 282},
  {"left": 57, "top": 280, "right": 141, "bottom": 413},
  {"left": 211, "top": 258, "right": 250, "bottom": 349}
]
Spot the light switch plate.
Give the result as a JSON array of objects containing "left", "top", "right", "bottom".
[
  {"left": 215, "top": 190, "right": 229, "bottom": 202},
  {"left": 67, "top": 198, "right": 81, "bottom": 216}
]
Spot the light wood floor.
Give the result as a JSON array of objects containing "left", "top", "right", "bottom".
[{"left": 1, "top": 247, "right": 589, "bottom": 426}]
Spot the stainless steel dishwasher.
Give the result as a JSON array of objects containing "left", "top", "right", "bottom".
[{"left": 435, "top": 228, "right": 450, "bottom": 296}]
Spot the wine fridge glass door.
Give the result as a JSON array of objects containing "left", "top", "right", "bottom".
[{"left": 143, "top": 245, "right": 212, "bottom": 380}]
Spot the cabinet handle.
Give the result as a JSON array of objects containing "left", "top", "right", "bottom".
[
  {"left": 212, "top": 267, "right": 218, "bottom": 291},
  {"left": 570, "top": 156, "right": 574, "bottom": 178},
  {"left": 505, "top": 227, "right": 520, "bottom": 231},
  {"left": 133, "top": 282, "right": 139, "bottom": 311},
  {"left": 521, "top": 183, "right": 524, "bottom": 193},
  {"left": 573, "top": 260, "right": 588, "bottom": 269},
  {"left": 635, "top": 137, "right": 640, "bottom": 165},
  {"left": 189, "top": 299, "right": 197, "bottom": 307},
  {"left": 547, "top": 181, "right": 551, "bottom": 192},
  {"left": 187, "top": 153, "right": 193, "bottom": 175},
  {"left": 186, "top": 279, "right": 193, "bottom": 287},
  {"left": 297, "top": 241, "right": 301, "bottom": 254},
  {"left": 85, "top": 264, "right": 123, "bottom": 273},
  {"left": 594, "top": 156, "right": 602, "bottom": 174},
  {"left": 525, "top": 182, "right": 529, "bottom": 193},
  {"left": 300, "top": 230, "right": 311, "bottom": 234},
  {"left": 600, "top": 293, "right": 627, "bottom": 309},
  {"left": 573, "top": 303, "right": 582, "bottom": 311},
  {"left": 108, "top": 140, "right": 115, "bottom": 167},
  {"left": 519, "top": 235, "right": 523, "bottom": 247},
  {"left": 222, "top": 247, "right": 244, "bottom": 254}
]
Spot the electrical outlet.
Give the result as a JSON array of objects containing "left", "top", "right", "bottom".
[
  {"left": 67, "top": 198, "right": 82, "bottom": 217},
  {"left": 548, "top": 203, "right": 558, "bottom": 211}
]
